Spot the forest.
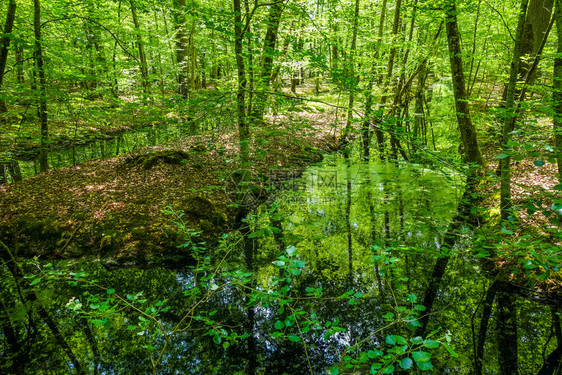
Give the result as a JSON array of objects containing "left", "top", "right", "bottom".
[{"left": 0, "top": 0, "right": 561, "bottom": 373}]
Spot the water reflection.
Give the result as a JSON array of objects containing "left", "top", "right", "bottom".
[
  {"left": 3, "top": 123, "right": 193, "bottom": 182},
  {"left": 1, "top": 149, "right": 558, "bottom": 374}
]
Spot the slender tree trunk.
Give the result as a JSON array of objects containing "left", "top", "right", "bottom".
[
  {"left": 7, "top": 160, "right": 22, "bottom": 181},
  {"left": 0, "top": 0, "right": 17, "bottom": 113},
  {"left": 188, "top": 19, "right": 197, "bottom": 89},
  {"left": 250, "top": 0, "right": 285, "bottom": 124},
  {"left": 496, "top": 288, "right": 518, "bottom": 375},
  {"left": 444, "top": 0, "right": 484, "bottom": 166},
  {"left": 473, "top": 280, "right": 498, "bottom": 375},
  {"left": 15, "top": 42, "right": 24, "bottom": 84},
  {"left": 467, "top": 0, "right": 482, "bottom": 97},
  {"left": 414, "top": 174, "right": 481, "bottom": 338},
  {"left": 130, "top": 0, "right": 150, "bottom": 94},
  {"left": 343, "top": 0, "right": 360, "bottom": 143},
  {"left": 244, "top": 0, "right": 254, "bottom": 115},
  {"left": 331, "top": 23, "right": 339, "bottom": 70},
  {"left": 345, "top": 154, "right": 353, "bottom": 280},
  {"left": 500, "top": 0, "right": 529, "bottom": 221},
  {"left": 234, "top": 0, "right": 249, "bottom": 168},
  {"left": 34, "top": 0, "right": 48, "bottom": 172},
  {"left": 0, "top": 297, "right": 24, "bottom": 372},
  {"left": 173, "top": 0, "right": 188, "bottom": 97},
  {"left": 554, "top": 0, "right": 562, "bottom": 182},
  {"left": 270, "top": 37, "right": 289, "bottom": 84}
]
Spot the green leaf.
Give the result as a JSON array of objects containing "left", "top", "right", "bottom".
[
  {"left": 329, "top": 367, "right": 339, "bottom": 375},
  {"left": 106, "top": 289, "right": 116, "bottom": 294},
  {"left": 554, "top": 184, "right": 562, "bottom": 191},
  {"left": 272, "top": 260, "right": 285, "bottom": 267},
  {"left": 534, "top": 160, "right": 545, "bottom": 166},
  {"left": 501, "top": 228, "right": 514, "bottom": 235},
  {"left": 410, "top": 336, "right": 423, "bottom": 344},
  {"left": 407, "top": 293, "right": 417, "bottom": 302},
  {"left": 536, "top": 270, "right": 551, "bottom": 280},
  {"left": 274, "top": 320, "right": 284, "bottom": 329},
  {"left": 286, "top": 245, "right": 296, "bottom": 256},
  {"left": 417, "top": 361, "right": 434, "bottom": 370},
  {"left": 497, "top": 153, "right": 510, "bottom": 159},
  {"left": 414, "top": 304, "right": 426, "bottom": 311},
  {"left": 288, "top": 335, "right": 300, "bottom": 342},
  {"left": 412, "top": 351, "right": 431, "bottom": 362},
  {"left": 383, "top": 312, "right": 394, "bottom": 320},
  {"left": 443, "top": 343, "right": 459, "bottom": 358},
  {"left": 223, "top": 341, "right": 230, "bottom": 349},
  {"left": 271, "top": 332, "right": 283, "bottom": 338},
  {"left": 382, "top": 364, "right": 395, "bottom": 374},
  {"left": 386, "top": 335, "right": 396, "bottom": 345},
  {"left": 394, "top": 335, "right": 408, "bottom": 345},
  {"left": 292, "top": 260, "right": 307, "bottom": 268},
  {"left": 30, "top": 278, "right": 41, "bottom": 286},
  {"left": 92, "top": 319, "right": 106, "bottom": 327},
  {"left": 400, "top": 358, "right": 413, "bottom": 370},
  {"left": 424, "top": 339, "right": 440, "bottom": 349}
]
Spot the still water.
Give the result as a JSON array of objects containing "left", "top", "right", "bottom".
[{"left": 0, "top": 148, "right": 556, "bottom": 374}]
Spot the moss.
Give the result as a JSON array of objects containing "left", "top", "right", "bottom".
[
  {"left": 126, "top": 150, "right": 190, "bottom": 170},
  {"left": 191, "top": 144, "right": 206, "bottom": 152},
  {"left": 131, "top": 227, "right": 148, "bottom": 240},
  {"left": 199, "top": 219, "right": 214, "bottom": 233},
  {"left": 183, "top": 196, "right": 215, "bottom": 216}
]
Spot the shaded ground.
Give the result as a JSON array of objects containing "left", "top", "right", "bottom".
[
  {"left": 0, "top": 116, "right": 340, "bottom": 267},
  {"left": 478, "top": 123, "right": 562, "bottom": 300}
]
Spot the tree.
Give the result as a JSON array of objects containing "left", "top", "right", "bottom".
[
  {"left": 250, "top": 0, "right": 285, "bottom": 124},
  {"left": 34, "top": 0, "right": 48, "bottom": 172},
  {"left": 554, "top": 0, "right": 562, "bottom": 182},
  {"left": 444, "top": 0, "right": 484, "bottom": 166},
  {"left": 130, "top": 0, "right": 150, "bottom": 94},
  {"left": 0, "top": 0, "right": 17, "bottom": 113}
]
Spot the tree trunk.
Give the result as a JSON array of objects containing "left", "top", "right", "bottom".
[
  {"left": 500, "top": 0, "right": 529, "bottom": 221},
  {"left": 173, "top": 0, "right": 189, "bottom": 97},
  {"left": 34, "top": 0, "right": 48, "bottom": 173},
  {"left": 554, "top": 0, "right": 562, "bottom": 182},
  {"left": 234, "top": 0, "right": 249, "bottom": 168},
  {"left": 473, "top": 281, "right": 498, "bottom": 375},
  {"left": 444, "top": 0, "right": 484, "bottom": 166},
  {"left": 0, "top": 0, "right": 17, "bottom": 113},
  {"left": 250, "top": 0, "right": 285, "bottom": 124},
  {"left": 343, "top": 0, "right": 360, "bottom": 143},
  {"left": 130, "top": 0, "right": 150, "bottom": 94},
  {"left": 496, "top": 289, "right": 518, "bottom": 375},
  {"left": 521, "top": 0, "right": 554, "bottom": 75}
]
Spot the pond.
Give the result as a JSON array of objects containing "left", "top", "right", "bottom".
[{"left": 0, "top": 145, "right": 556, "bottom": 374}]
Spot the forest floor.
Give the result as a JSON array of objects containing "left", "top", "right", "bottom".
[
  {"left": 478, "top": 116, "right": 562, "bottom": 299},
  {"left": 0, "top": 112, "right": 343, "bottom": 267}
]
